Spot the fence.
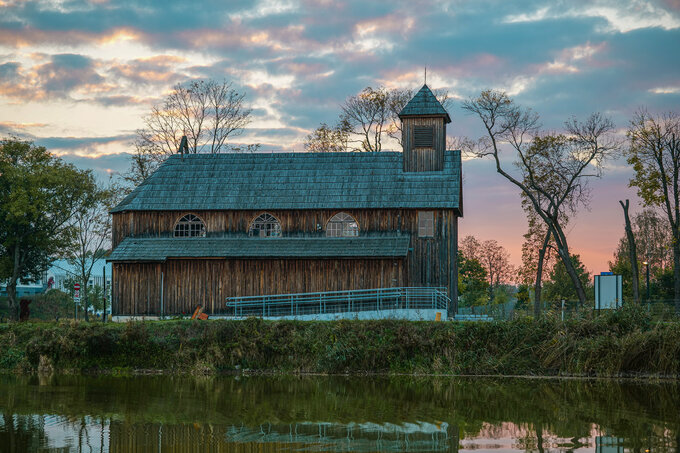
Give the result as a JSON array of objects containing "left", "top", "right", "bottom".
[
  {"left": 457, "top": 299, "right": 517, "bottom": 320},
  {"left": 225, "top": 287, "right": 450, "bottom": 319},
  {"left": 488, "top": 299, "right": 680, "bottom": 321}
]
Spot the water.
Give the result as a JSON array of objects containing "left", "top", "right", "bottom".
[{"left": 0, "top": 374, "right": 678, "bottom": 452}]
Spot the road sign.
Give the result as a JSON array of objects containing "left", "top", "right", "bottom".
[{"left": 74, "top": 283, "right": 81, "bottom": 303}]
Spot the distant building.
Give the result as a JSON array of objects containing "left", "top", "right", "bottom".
[
  {"left": 1, "top": 259, "right": 111, "bottom": 298},
  {"left": 47, "top": 259, "right": 112, "bottom": 292},
  {"left": 108, "top": 85, "right": 463, "bottom": 319}
]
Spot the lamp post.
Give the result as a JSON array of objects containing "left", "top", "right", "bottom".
[{"left": 643, "top": 261, "right": 650, "bottom": 302}]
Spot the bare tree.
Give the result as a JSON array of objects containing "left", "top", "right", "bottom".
[
  {"left": 460, "top": 235, "right": 482, "bottom": 262},
  {"left": 310, "top": 85, "right": 451, "bottom": 153},
  {"left": 341, "top": 87, "right": 391, "bottom": 152},
  {"left": 463, "top": 90, "right": 619, "bottom": 306},
  {"left": 619, "top": 199, "right": 640, "bottom": 303},
  {"left": 479, "top": 239, "right": 514, "bottom": 299},
  {"left": 66, "top": 184, "right": 116, "bottom": 321},
  {"left": 461, "top": 235, "right": 513, "bottom": 300},
  {"left": 626, "top": 110, "right": 680, "bottom": 311},
  {"left": 137, "top": 79, "right": 253, "bottom": 161},
  {"left": 120, "top": 139, "right": 160, "bottom": 191}
]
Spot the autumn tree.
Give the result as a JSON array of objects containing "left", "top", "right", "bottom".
[
  {"left": 626, "top": 110, "right": 680, "bottom": 312},
  {"left": 609, "top": 208, "right": 673, "bottom": 301},
  {"left": 304, "top": 118, "right": 352, "bottom": 152},
  {"left": 0, "top": 138, "right": 96, "bottom": 320},
  {"left": 463, "top": 90, "right": 619, "bottom": 307}
]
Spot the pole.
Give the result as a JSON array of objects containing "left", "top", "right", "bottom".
[
  {"left": 645, "top": 262, "right": 651, "bottom": 302},
  {"left": 102, "top": 266, "right": 106, "bottom": 323},
  {"left": 160, "top": 272, "right": 164, "bottom": 320}
]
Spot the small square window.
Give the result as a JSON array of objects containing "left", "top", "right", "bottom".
[{"left": 418, "top": 211, "right": 434, "bottom": 237}]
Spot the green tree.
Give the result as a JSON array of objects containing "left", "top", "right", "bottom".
[
  {"left": 515, "top": 283, "right": 531, "bottom": 310},
  {"left": 626, "top": 110, "right": 680, "bottom": 312},
  {"left": 543, "top": 254, "right": 591, "bottom": 304},
  {"left": 458, "top": 251, "right": 489, "bottom": 306},
  {"left": 0, "top": 138, "right": 96, "bottom": 320}
]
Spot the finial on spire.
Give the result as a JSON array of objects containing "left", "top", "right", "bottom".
[{"left": 424, "top": 66, "right": 427, "bottom": 85}]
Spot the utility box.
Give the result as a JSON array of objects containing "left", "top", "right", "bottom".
[{"left": 594, "top": 273, "right": 622, "bottom": 309}]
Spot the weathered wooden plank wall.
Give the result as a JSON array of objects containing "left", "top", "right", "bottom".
[
  {"left": 401, "top": 116, "right": 446, "bottom": 172},
  {"left": 112, "top": 258, "right": 405, "bottom": 316},
  {"left": 111, "top": 208, "right": 458, "bottom": 316}
]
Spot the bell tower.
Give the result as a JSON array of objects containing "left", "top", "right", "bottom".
[{"left": 398, "top": 84, "right": 451, "bottom": 172}]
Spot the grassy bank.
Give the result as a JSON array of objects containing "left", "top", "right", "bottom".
[{"left": 1, "top": 306, "right": 679, "bottom": 377}]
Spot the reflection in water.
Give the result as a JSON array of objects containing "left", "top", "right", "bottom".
[{"left": 0, "top": 375, "right": 679, "bottom": 452}]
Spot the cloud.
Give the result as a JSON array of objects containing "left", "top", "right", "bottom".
[
  {"left": 503, "top": 0, "right": 680, "bottom": 33},
  {"left": 0, "top": 54, "right": 108, "bottom": 101},
  {"left": 108, "top": 55, "right": 187, "bottom": 86},
  {"left": 34, "top": 134, "right": 135, "bottom": 157}
]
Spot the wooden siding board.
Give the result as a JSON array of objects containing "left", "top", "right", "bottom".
[{"left": 111, "top": 208, "right": 459, "bottom": 316}]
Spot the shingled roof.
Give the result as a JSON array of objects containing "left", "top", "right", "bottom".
[
  {"left": 107, "top": 235, "right": 411, "bottom": 261},
  {"left": 398, "top": 84, "right": 451, "bottom": 123},
  {"left": 111, "top": 151, "right": 461, "bottom": 213}
]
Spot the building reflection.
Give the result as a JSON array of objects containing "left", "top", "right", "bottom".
[
  {"left": 108, "top": 420, "right": 457, "bottom": 452},
  {"left": 596, "top": 436, "right": 625, "bottom": 453}
]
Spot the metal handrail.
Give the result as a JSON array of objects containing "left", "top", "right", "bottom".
[{"left": 226, "top": 287, "right": 449, "bottom": 318}]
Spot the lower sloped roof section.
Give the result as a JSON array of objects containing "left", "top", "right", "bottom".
[{"left": 107, "top": 235, "right": 411, "bottom": 262}]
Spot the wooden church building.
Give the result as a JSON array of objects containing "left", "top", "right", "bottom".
[{"left": 108, "top": 85, "right": 463, "bottom": 319}]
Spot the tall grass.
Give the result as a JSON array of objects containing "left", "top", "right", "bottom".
[{"left": 0, "top": 305, "right": 678, "bottom": 376}]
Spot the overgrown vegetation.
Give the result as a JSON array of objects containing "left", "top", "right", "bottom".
[{"left": 1, "top": 305, "right": 678, "bottom": 377}]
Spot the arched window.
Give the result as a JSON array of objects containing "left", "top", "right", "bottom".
[
  {"left": 174, "top": 214, "right": 206, "bottom": 237},
  {"left": 326, "top": 212, "right": 359, "bottom": 237},
  {"left": 249, "top": 213, "right": 281, "bottom": 237}
]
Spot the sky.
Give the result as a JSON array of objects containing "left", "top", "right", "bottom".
[{"left": 1, "top": 0, "right": 679, "bottom": 276}]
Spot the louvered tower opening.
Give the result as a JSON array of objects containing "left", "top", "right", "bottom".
[{"left": 398, "top": 84, "right": 451, "bottom": 172}]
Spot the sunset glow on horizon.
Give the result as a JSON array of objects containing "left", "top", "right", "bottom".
[{"left": 1, "top": 0, "right": 679, "bottom": 277}]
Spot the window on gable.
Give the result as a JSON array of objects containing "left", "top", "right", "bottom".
[
  {"left": 414, "top": 126, "right": 434, "bottom": 148},
  {"left": 249, "top": 213, "right": 282, "bottom": 238},
  {"left": 326, "top": 212, "right": 359, "bottom": 237},
  {"left": 418, "top": 211, "right": 434, "bottom": 237},
  {"left": 174, "top": 214, "right": 206, "bottom": 238}
]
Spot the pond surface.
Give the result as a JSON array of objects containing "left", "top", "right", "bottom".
[{"left": 0, "top": 374, "right": 678, "bottom": 452}]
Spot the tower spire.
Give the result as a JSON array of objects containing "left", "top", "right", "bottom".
[{"left": 424, "top": 66, "right": 427, "bottom": 85}]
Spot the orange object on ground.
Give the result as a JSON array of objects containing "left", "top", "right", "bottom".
[
  {"left": 197, "top": 312, "right": 209, "bottom": 320},
  {"left": 191, "top": 305, "right": 202, "bottom": 320}
]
